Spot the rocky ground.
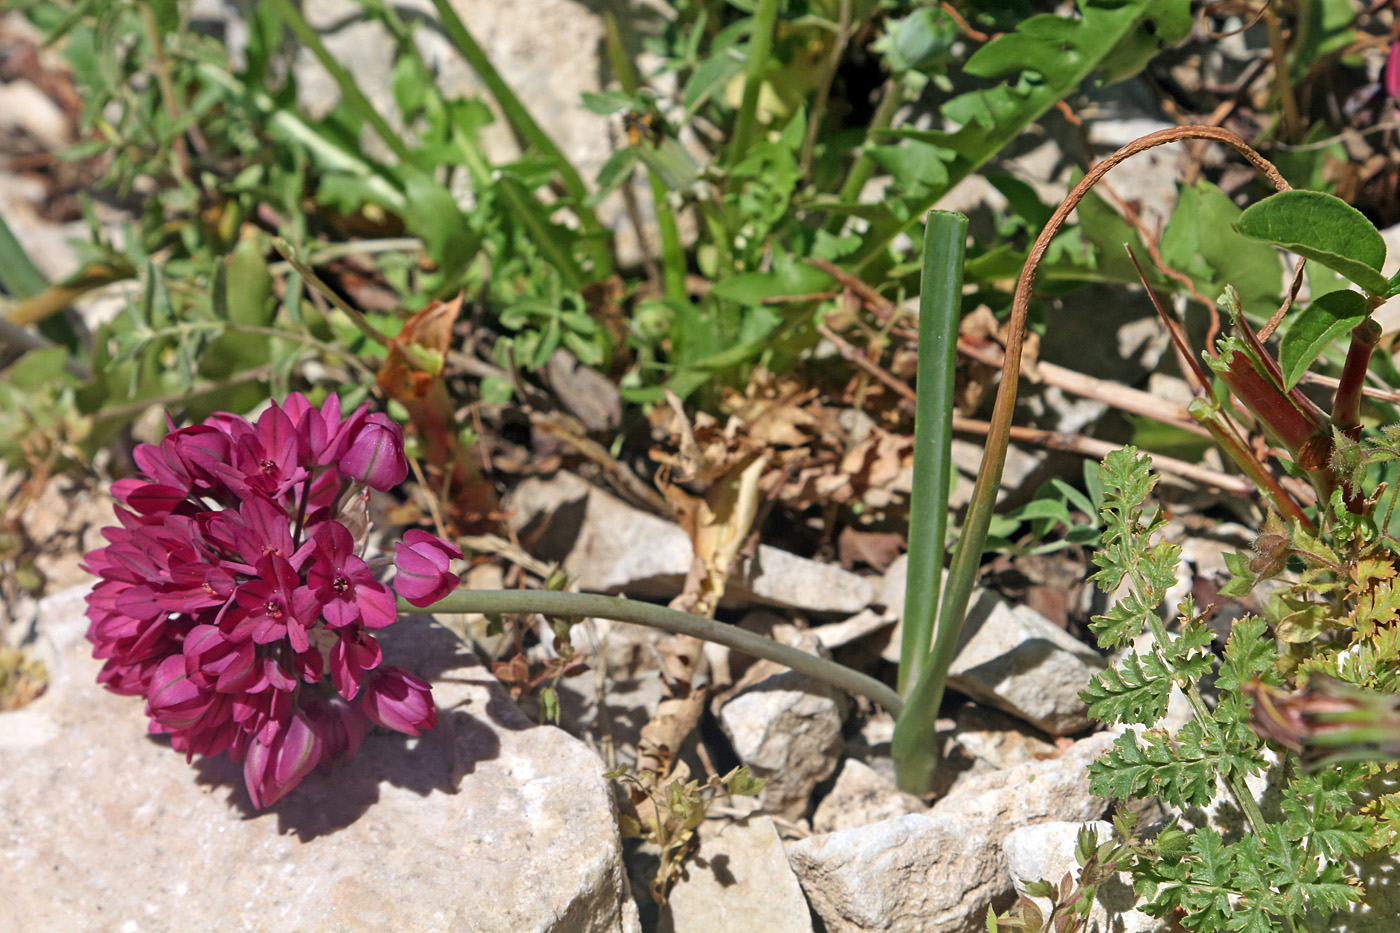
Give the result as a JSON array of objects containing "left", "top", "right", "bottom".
[{"left": 5, "top": 2, "right": 1400, "bottom": 932}]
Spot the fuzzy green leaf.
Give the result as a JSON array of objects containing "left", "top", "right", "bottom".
[
  {"left": 1217, "top": 616, "right": 1279, "bottom": 692},
  {"left": 1279, "top": 289, "right": 1369, "bottom": 389},
  {"left": 1082, "top": 651, "right": 1175, "bottom": 725},
  {"left": 1236, "top": 190, "right": 1389, "bottom": 295}
]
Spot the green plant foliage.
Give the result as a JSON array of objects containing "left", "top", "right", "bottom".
[
  {"left": 1236, "top": 190, "right": 1390, "bottom": 296},
  {"left": 1279, "top": 290, "right": 1370, "bottom": 389},
  {"left": 851, "top": 0, "right": 1191, "bottom": 269},
  {"left": 1159, "top": 179, "right": 1283, "bottom": 313}
]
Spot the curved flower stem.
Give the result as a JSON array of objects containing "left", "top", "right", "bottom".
[{"left": 401, "top": 590, "right": 905, "bottom": 715}]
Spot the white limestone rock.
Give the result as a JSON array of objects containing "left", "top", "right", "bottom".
[
  {"left": 946, "top": 593, "right": 1107, "bottom": 735},
  {"left": 787, "top": 734, "right": 1114, "bottom": 933},
  {"left": 0, "top": 587, "right": 639, "bottom": 933},
  {"left": 661, "top": 809, "right": 813, "bottom": 933},
  {"left": 812, "top": 759, "right": 926, "bottom": 835},
  {"left": 506, "top": 472, "right": 874, "bottom": 614},
  {"left": 718, "top": 670, "right": 845, "bottom": 822}
]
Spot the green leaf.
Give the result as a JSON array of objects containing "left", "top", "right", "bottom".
[
  {"left": 1216, "top": 616, "right": 1280, "bottom": 692},
  {"left": 401, "top": 169, "right": 479, "bottom": 276},
  {"left": 1082, "top": 650, "right": 1176, "bottom": 725},
  {"left": 1278, "top": 289, "right": 1369, "bottom": 389},
  {"left": 725, "top": 766, "right": 766, "bottom": 796},
  {"left": 1160, "top": 180, "right": 1282, "bottom": 312},
  {"left": 1236, "top": 190, "right": 1389, "bottom": 295},
  {"left": 847, "top": 0, "right": 1190, "bottom": 271}
]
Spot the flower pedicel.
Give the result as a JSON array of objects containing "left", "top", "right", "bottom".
[{"left": 83, "top": 394, "right": 461, "bottom": 807}]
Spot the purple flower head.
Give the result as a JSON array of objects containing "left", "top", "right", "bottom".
[
  {"left": 83, "top": 394, "right": 445, "bottom": 808},
  {"left": 362, "top": 666, "right": 436, "bottom": 736},
  {"left": 392, "top": 530, "right": 463, "bottom": 607},
  {"left": 341, "top": 413, "right": 408, "bottom": 491}
]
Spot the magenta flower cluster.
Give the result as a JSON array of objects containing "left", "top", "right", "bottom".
[{"left": 83, "top": 394, "right": 463, "bottom": 808}]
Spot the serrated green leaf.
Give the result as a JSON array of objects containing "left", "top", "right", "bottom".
[
  {"left": 1236, "top": 190, "right": 1389, "bottom": 295},
  {"left": 1279, "top": 289, "right": 1369, "bottom": 389},
  {"left": 1217, "top": 616, "right": 1280, "bottom": 692},
  {"left": 1082, "top": 651, "right": 1175, "bottom": 725}
]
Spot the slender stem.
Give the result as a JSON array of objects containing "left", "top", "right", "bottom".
[
  {"left": 834, "top": 78, "right": 904, "bottom": 207},
  {"left": 272, "top": 238, "right": 393, "bottom": 348},
  {"left": 403, "top": 590, "right": 904, "bottom": 715},
  {"left": 800, "top": 0, "right": 851, "bottom": 178},
  {"left": 728, "top": 0, "right": 781, "bottom": 170},
  {"left": 1332, "top": 319, "right": 1381, "bottom": 433},
  {"left": 268, "top": 0, "right": 415, "bottom": 166},
  {"left": 194, "top": 62, "right": 407, "bottom": 212},
  {"left": 603, "top": 12, "right": 687, "bottom": 302},
  {"left": 428, "top": 0, "right": 612, "bottom": 275},
  {"left": 1189, "top": 398, "right": 1316, "bottom": 530}
]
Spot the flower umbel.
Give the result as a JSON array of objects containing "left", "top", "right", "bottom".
[{"left": 83, "top": 394, "right": 458, "bottom": 808}]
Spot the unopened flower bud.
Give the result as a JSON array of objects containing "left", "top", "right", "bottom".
[{"left": 342, "top": 414, "right": 408, "bottom": 491}]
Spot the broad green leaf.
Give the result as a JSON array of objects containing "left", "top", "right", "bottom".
[
  {"left": 1236, "top": 190, "right": 1389, "bottom": 295},
  {"left": 1278, "top": 289, "right": 1369, "bottom": 389},
  {"left": 401, "top": 170, "right": 478, "bottom": 276},
  {"left": 1160, "top": 180, "right": 1282, "bottom": 312}
]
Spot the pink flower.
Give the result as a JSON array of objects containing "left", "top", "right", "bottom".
[
  {"left": 362, "top": 667, "right": 436, "bottom": 736},
  {"left": 241, "top": 710, "right": 323, "bottom": 809},
  {"left": 307, "top": 523, "right": 396, "bottom": 630},
  {"left": 1386, "top": 42, "right": 1400, "bottom": 102},
  {"left": 341, "top": 413, "right": 408, "bottom": 491},
  {"left": 392, "top": 530, "right": 463, "bottom": 607},
  {"left": 83, "top": 393, "right": 440, "bottom": 808}
]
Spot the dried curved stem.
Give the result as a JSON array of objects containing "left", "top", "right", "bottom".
[{"left": 977, "top": 127, "right": 1291, "bottom": 559}]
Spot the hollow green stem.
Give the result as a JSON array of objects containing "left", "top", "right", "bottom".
[
  {"left": 892, "top": 211, "right": 968, "bottom": 795},
  {"left": 402, "top": 589, "right": 904, "bottom": 715},
  {"left": 897, "top": 211, "right": 966, "bottom": 699}
]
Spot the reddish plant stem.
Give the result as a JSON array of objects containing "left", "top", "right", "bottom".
[
  {"left": 1189, "top": 398, "right": 1316, "bottom": 530},
  {"left": 1333, "top": 319, "right": 1382, "bottom": 435}
]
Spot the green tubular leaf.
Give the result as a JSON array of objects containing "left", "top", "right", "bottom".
[
  {"left": 1279, "top": 289, "right": 1369, "bottom": 389},
  {"left": 1236, "top": 190, "right": 1389, "bottom": 295}
]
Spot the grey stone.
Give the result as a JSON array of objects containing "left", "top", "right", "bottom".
[
  {"left": 506, "top": 472, "right": 874, "bottom": 614},
  {"left": 950, "top": 704, "right": 1058, "bottom": 771},
  {"left": 812, "top": 759, "right": 926, "bottom": 835},
  {"left": 661, "top": 810, "right": 813, "bottom": 933},
  {"left": 946, "top": 593, "right": 1107, "bottom": 735},
  {"left": 0, "top": 586, "right": 639, "bottom": 933},
  {"left": 787, "top": 812, "right": 1003, "bottom": 933},
  {"left": 718, "top": 669, "right": 845, "bottom": 822},
  {"left": 1002, "top": 821, "right": 1161, "bottom": 933},
  {"left": 787, "top": 734, "right": 1114, "bottom": 933}
]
